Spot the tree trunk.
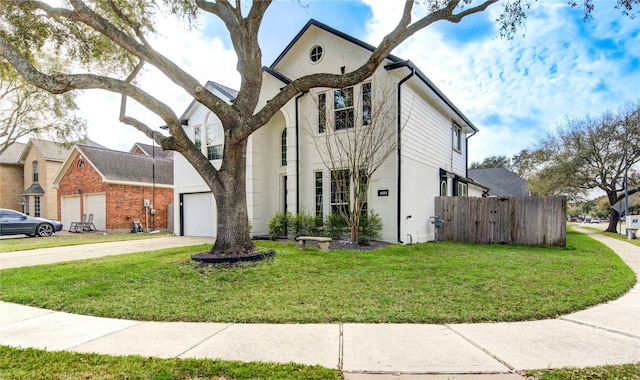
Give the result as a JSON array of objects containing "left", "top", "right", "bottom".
[
  {"left": 208, "top": 139, "right": 256, "bottom": 255},
  {"left": 605, "top": 208, "right": 620, "bottom": 233},
  {"left": 605, "top": 191, "right": 621, "bottom": 233}
]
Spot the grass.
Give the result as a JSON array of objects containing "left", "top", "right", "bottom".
[
  {"left": 527, "top": 362, "right": 640, "bottom": 379},
  {"left": 0, "top": 230, "right": 635, "bottom": 324},
  {"left": 0, "top": 232, "right": 170, "bottom": 252},
  {"left": 573, "top": 223, "right": 640, "bottom": 247},
  {"left": 0, "top": 345, "right": 340, "bottom": 380}
]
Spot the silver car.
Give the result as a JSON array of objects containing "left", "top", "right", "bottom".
[{"left": 0, "top": 209, "right": 63, "bottom": 237}]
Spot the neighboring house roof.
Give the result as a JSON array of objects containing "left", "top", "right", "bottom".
[
  {"left": 468, "top": 167, "right": 530, "bottom": 196},
  {"left": 18, "top": 138, "right": 104, "bottom": 163},
  {"left": 0, "top": 142, "right": 27, "bottom": 165},
  {"left": 21, "top": 183, "right": 45, "bottom": 195},
  {"left": 179, "top": 81, "right": 239, "bottom": 121},
  {"left": 52, "top": 145, "right": 173, "bottom": 188},
  {"left": 130, "top": 143, "right": 174, "bottom": 159}
]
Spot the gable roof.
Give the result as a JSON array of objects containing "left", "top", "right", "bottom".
[
  {"left": 179, "top": 81, "right": 238, "bottom": 122},
  {"left": 267, "top": 19, "right": 477, "bottom": 132},
  {"left": 18, "top": 138, "right": 104, "bottom": 163},
  {"left": 52, "top": 145, "right": 173, "bottom": 188},
  {"left": 468, "top": 167, "right": 530, "bottom": 196},
  {"left": 130, "top": 143, "right": 174, "bottom": 159},
  {"left": 0, "top": 142, "right": 27, "bottom": 165},
  {"left": 269, "top": 19, "right": 402, "bottom": 69}
]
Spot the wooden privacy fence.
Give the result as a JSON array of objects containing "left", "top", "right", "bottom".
[{"left": 434, "top": 196, "right": 567, "bottom": 246}]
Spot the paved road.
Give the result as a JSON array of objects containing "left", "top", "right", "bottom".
[{"left": 0, "top": 229, "right": 638, "bottom": 379}]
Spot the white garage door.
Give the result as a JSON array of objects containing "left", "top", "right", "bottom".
[
  {"left": 61, "top": 195, "right": 81, "bottom": 230},
  {"left": 83, "top": 193, "right": 106, "bottom": 230},
  {"left": 182, "top": 192, "right": 216, "bottom": 237}
]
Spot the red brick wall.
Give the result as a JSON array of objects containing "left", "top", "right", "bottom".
[
  {"left": 58, "top": 152, "right": 173, "bottom": 231},
  {"left": 106, "top": 184, "right": 173, "bottom": 230},
  {"left": 57, "top": 153, "right": 108, "bottom": 220}
]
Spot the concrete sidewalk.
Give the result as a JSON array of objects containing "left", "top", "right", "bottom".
[{"left": 0, "top": 229, "right": 638, "bottom": 379}]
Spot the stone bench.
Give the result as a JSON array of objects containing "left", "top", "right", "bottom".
[{"left": 296, "top": 236, "right": 332, "bottom": 252}]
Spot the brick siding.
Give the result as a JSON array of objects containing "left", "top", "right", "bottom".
[{"left": 58, "top": 152, "right": 173, "bottom": 231}]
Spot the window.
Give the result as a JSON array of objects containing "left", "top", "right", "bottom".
[
  {"left": 206, "top": 122, "right": 224, "bottom": 160},
  {"left": 281, "top": 128, "right": 287, "bottom": 166},
  {"left": 194, "top": 125, "right": 202, "bottom": 151},
  {"left": 453, "top": 123, "right": 462, "bottom": 153},
  {"left": 309, "top": 45, "right": 323, "bottom": 63},
  {"left": 34, "top": 196, "right": 40, "bottom": 217},
  {"left": 457, "top": 182, "right": 468, "bottom": 197},
  {"left": 24, "top": 197, "right": 29, "bottom": 215},
  {"left": 315, "top": 171, "right": 323, "bottom": 218},
  {"left": 331, "top": 169, "right": 349, "bottom": 214},
  {"left": 334, "top": 87, "right": 354, "bottom": 130},
  {"left": 362, "top": 83, "right": 372, "bottom": 125},
  {"left": 77, "top": 159, "right": 85, "bottom": 168},
  {"left": 32, "top": 161, "right": 39, "bottom": 182},
  {"left": 440, "top": 179, "right": 448, "bottom": 196},
  {"left": 318, "top": 93, "right": 326, "bottom": 133}
]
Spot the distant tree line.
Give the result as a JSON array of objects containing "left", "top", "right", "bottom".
[{"left": 470, "top": 101, "right": 640, "bottom": 233}]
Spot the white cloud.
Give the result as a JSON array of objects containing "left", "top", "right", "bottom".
[
  {"left": 362, "top": 1, "right": 640, "bottom": 162},
  {"left": 79, "top": 14, "right": 240, "bottom": 151}
]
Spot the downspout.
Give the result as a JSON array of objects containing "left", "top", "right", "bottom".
[
  {"left": 294, "top": 91, "right": 308, "bottom": 214},
  {"left": 465, "top": 128, "right": 477, "bottom": 178},
  {"left": 395, "top": 67, "right": 415, "bottom": 244}
]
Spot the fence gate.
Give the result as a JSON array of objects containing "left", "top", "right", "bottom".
[{"left": 435, "top": 196, "right": 566, "bottom": 246}]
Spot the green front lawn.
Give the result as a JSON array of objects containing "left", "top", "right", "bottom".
[
  {"left": 0, "top": 230, "right": 635, "bottom": 323},
  {"left": 0, "top": 232, "right": 170, "bottom": 252},
  {"left": 527, "top": 363, "right": 640, "bottom": 379},
  {"left": 0, "top": 346, "right": 340, "bottom": 380}
]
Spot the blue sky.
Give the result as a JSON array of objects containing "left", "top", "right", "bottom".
[{"left": 80, "top": 0, "right": 640, "bottom": 164}]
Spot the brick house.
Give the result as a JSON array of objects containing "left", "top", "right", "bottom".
[
  {"left": 52, "top": 144, "right": 173, "bottom": 233},
  {"left": 0, "top": 142, "right": 26, "bottom": 211}
]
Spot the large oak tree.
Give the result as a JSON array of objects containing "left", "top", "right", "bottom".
[{"left": 1, "top": 0, "right": 636, "bottom": 255}]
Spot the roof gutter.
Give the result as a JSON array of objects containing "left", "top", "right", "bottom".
[{"left": 391, "top": 65, "right": 415, "bottom": 244}]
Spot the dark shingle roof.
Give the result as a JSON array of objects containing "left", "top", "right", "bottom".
[
  {"left": 468, "top": 167, "right": 529, "bottom": 196},
  {"left": 131, "top": 143, "right": 174, "bottom": 159},
  {"left": 77, "top": 145, "right": 173, "bottom": 186},
  {"left": 21, "top": 183, "right": 45, "bottom": 195},
  {"left": 0, "top": 142, "right": 27, "bottom": 164}
]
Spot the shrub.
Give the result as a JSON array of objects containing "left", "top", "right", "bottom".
[
  {"left": 267, "top": 211, "right": 291, "bottom": 240},
  {"left": 291, "top": 210, "right": 319, "bottom": 238},
  {"left": 358, "top": 210, "right": 383, "bottom": 241},
  {"left": 325, "top": 213, "right": 349, "bottom": 240}
]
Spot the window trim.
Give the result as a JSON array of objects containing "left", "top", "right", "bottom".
[
  {"left": 315, "top": 171, "right": 323, "bottom": 218},
  {"left": 334, "top": 87, "right": 354, "bottom": 131},
  {"left": 204, "top": 116, "right": 224, "bottom": 161},
  {"left": 309, "top": 44, "right": 324, "bottom": 63},
  {"left": 362, "top": 82, "right": 372, "bottom": 126},
  {"left": 32, "top": 160, "right": 39, "bottom": 182},
  {"left": 453, "top": 123, "right": 462, "bottom": 153},
  {"left": 281, "top": 128, "right": 287, "bottom": 166}
]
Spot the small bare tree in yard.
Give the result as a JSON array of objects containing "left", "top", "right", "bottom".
[{"left": 305, "top": 81, "right": 404, "bottom": 242}]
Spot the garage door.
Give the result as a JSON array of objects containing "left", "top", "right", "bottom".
[
  {"left": 83, "top": 193, "right": 106, "bottom": 230},
  {"left": 182, "top": 192, "right": 216, "bottom": 237},
  {"left": 61, "top": 195, "right": 81, "bottom": 230}
]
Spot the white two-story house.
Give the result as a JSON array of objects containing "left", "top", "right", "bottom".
[{"left": 173, "top": 19, "right": 486, "bottom": 243}]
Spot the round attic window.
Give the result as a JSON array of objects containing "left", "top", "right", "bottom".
[
  {"left": 77, "top": 159, "right": 85, "bottom": 168},
  {"left": 309, "top": 45, "right": 323, "bottom": 63}
]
